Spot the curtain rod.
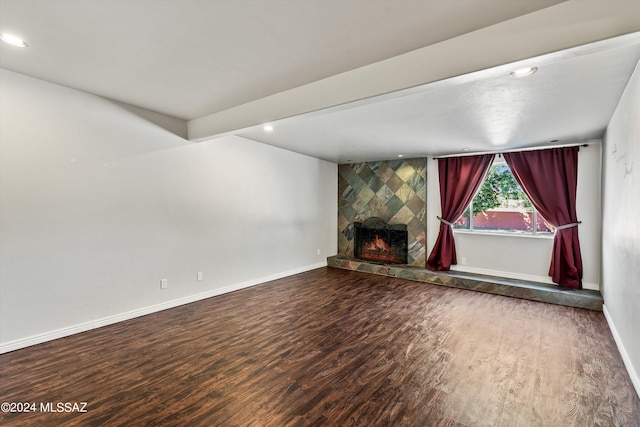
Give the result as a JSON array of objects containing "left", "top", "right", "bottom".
[{"left": 432, "top": 143, "right": 590, "bottom": 160}]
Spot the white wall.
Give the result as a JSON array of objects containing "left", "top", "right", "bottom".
[
  {"left": 0, "top": 69, "right": 337, "bottom": 352},
  {"left": 602, "top": 60, "right": 640, "bottom": 395},
  {"left": 426, "top": 143, "right": 602, "bottom": 289}
]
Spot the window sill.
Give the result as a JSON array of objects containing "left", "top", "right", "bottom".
[{"left": 453, "top": 229, "right": 554, "bottom": 239}]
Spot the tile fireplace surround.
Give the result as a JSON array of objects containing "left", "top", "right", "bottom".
[{"left": 338, "top": 158, "right": 426, "bottom": 267}]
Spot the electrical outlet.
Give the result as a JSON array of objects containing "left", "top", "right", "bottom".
[
  {"left": 197, "top": 272, "right": 203, "bottom": 281},
  {"left": 160, "top": 278, "right": 168, "bottom": 289},
  {"left": 317, "top": 248, "right": 321, "bottom": 255},
  {"left": 461, "top": 257, "right": 467, "bottom": 265}
]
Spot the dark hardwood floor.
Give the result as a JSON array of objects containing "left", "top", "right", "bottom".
[{"left": 1, "top": 267, "right": 638, "bottom": 426}]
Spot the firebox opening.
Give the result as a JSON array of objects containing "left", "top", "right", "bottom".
[{"left": 354, "top": 218, "right": 408, "bottom": 264}]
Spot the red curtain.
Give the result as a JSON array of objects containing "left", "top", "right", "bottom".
[
  {"left": 427, "top": 154, "right": 495, "bottom": 271},
  {"left": 504, "top": 147, "right": 583, "bottom": 289}
]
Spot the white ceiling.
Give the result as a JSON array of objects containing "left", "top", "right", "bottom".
[
  {"left": 0, "top": 0, "right": 563, "bottom": 120},
  {"left": 239, "top": 35, "right": 640, "bottom": 162},
  {"left": 1, "top": 0, "right": 640, "bottom": 164}
]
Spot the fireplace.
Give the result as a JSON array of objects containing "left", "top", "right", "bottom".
[{"left": 354, "top": 218, "right": 408, "bottom": 264}]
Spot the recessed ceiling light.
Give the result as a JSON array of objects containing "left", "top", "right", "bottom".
[
  {"left": 263, "top": 124, "right": 274, "bottom": 132},
  {"left": 462, "top": 148, "right": 470, "bottom": 151},
  {"left": 397, "top": 154, "right": 404, "bottom": 158},
  {"left": 0, "top": 33, "right": 28, "bottom": 48},
  {"left": 511, "top": 67, "right": 537, "bottom": 78}
]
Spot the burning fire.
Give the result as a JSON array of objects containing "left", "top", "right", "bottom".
[{"left": 365, "top": 234, "right": 390, "bottom": 252}]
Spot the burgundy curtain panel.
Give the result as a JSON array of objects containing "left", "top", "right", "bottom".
[
  {"left": 503, "top": 147, "right": 583, "bottom": 289},
  {"left": 427, "top": 154, "right": 495, "bottom": 271}
]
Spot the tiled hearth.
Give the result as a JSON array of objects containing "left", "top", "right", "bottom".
[{"left": 327, "top": 255, "right": 603, "bottom": 311}]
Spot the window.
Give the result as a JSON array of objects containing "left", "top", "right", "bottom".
[{"left": 453, "top": 160, "right": 554, "bottom": 235}]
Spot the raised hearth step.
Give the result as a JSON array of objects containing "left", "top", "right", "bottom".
[{"left": 327, "top": 255, "right": 603, "bottom": 311}]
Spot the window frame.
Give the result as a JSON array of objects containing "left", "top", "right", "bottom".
[{"left": 453, "top": 159, "right": 554, "bottom": 238}]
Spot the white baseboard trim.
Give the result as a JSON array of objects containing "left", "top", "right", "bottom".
[
  {"left": 0, "top": 261, "right": 327, "bottom": 354},
  {"left": 603, "top": 304, "right": 640, "bottom": 399},
  {"left": 449, "top": 265, "right": 600, "bottom": 291}
]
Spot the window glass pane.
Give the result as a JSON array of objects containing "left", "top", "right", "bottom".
[
  {"left": 470, "top": 163, "right": 534, "bottom": 233},
  {"left": 448, "top": 161, "right": 555, "bottom": 236},
  {"left": 453, "top": 206, "right": 470, "bottom": 229},
  {"left": 536, "top": 212, "right": 555, "bottom": 235}
]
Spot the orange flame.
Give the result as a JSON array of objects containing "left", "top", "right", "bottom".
[{"left": 365, "top": 234, "right": 390, "bottom": 252}]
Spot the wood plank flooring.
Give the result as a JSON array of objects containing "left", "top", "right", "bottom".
[{"left": 1, "top": 267, "right": 638, "bottom": 426}]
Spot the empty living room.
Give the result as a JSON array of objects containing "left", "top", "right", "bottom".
[{"left": 1, "top": 1, "right": 639, "bottom": 426}]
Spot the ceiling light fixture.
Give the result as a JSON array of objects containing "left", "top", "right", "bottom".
[
  {"left": 397, "top": 154, "right": 404, "bottom": 158},
  {"left": 263, "top": 124, "right": 274, "bottom": 132},
  {"left": 511, "top": 67, "right": 537, "bottom": 78},
  {"left": 0, "top": 33, "right": 28, "bottom": 47}
]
